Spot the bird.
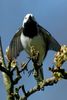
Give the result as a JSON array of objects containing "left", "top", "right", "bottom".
[{"left": 6, "top": 13, "right": 61, "bottom": 86}]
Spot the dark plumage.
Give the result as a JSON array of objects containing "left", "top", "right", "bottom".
[{"left": 23, "top": 16, "right": 38, "bottom": 38}]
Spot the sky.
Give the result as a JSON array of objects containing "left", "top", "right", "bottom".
[{"left": 0, "top": 0, "right": 67, "bottom": 100}]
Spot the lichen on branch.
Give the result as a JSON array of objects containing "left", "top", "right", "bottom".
[{"left": 54, "top": 45, "right": 67, "bottom": 68}]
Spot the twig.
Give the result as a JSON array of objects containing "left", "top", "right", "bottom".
[
  {"left": 0, "top": 36, "right": 14, "bottom": 100},
  {"left": 49, "top": 67, "right": 67, "bottom": 79},
  {"left": 19, "top": 59, "right": 31, "bottom": 73},
  {"left": 0, "top": 36, "right": 7, "bottom": 68},
  {"left": 0, "top": 65, "right": 10, "bottom": 76},
  {"left": 19, "top": 77, "right": 58, "bottom": 100}
]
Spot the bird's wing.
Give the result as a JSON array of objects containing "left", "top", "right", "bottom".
[
  {"left": 6, "top": 27, "right": 24, "bottom": 60},
  {"left": 38, "top": 24, "right": 61, "bottom": 52}
]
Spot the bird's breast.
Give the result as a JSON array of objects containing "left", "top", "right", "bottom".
[{"left": 21, "top": 33, "right": 46, "bottom": 64}]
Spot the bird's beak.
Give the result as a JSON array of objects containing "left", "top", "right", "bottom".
[
  {"left": 29, "top": 16, "right": 32, "bottom": 20},
  {"left": 28, "top": 16, "right": 34, "bottom": 22}
]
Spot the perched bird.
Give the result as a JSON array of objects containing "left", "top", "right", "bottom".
[{"left": 6, "top": 13, "right": 61, "bottom": 85}]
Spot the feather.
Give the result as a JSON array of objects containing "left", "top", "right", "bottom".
[
  {"left": 38, "top": 24, "right": 61, "bottom": 52},
  {"left": 7, "top": 27, "right": 23, "bottom": 60}
]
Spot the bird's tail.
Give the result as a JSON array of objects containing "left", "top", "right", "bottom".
[{"left": 33, "top": 66, "right": 44, "bottom": 89}]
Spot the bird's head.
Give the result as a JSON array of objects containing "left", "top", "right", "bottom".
[
  {"left": 22, "top": 13, "right": 38, "bottom": 38},
  {"left": 22, "top": 13, "right": 36, "bottom": 27}
]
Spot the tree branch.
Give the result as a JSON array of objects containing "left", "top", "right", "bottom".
[
  {"left": 0, "top": 65, "right": 10, "bottom": 76},
  {"left": 0, "top": 36, "right": 14, "bottom": 100},
  {"left": 20, "top": 77, "right": 58, "bottom": 100},
  {"left": 19, "top": 45, "right": 67, "bottom": 100},
  {"left": 0, "top": 35, "right": 67, "bottom": 100}
]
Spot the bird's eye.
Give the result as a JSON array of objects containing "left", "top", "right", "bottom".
[{"left": 25, "top": 17, "right": 27, "bottom": 19}]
